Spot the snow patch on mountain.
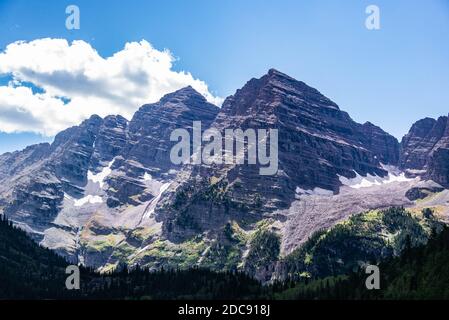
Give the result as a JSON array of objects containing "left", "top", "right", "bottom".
[
  {"left": 295, "top": 187, "right": 334, "bottom": 197},
  {"left": 143, "top": 182, "right": 171, "bottom": 220},
  {"left": 68, "top": 159, "right": 117, "bottom": 208},
  {"left": 281, "top": 177, "right": 420, "bottom": 256},
  {"left": 74, "top": 195, "right": 103, "bottom": 207},
  {"left": 87, "top": 159, "right": 115, "bottom": 188},
  {"left": 339, "top": 165, "right": 412, "bottom": 189}
]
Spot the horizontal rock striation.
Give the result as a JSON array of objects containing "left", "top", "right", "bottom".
[
  {"left": 156, "top": 69, "right": 400, "bottom": 242},
  {"left": 400, "top": 115, "right": 449, "bottom": 187}
]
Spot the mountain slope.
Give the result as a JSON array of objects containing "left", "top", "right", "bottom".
[
  {"left": 2, "top": 208, "right": 448, "bottom": 300},
  {"left": 276, "top": 207, "right": 444, "bottom": 281},
  {"left": 0, "top": 215, "right": 265, "bottom": 300},
  {"left": 276, "top": 225, "right": 449, "bottom": 300},
  {"left": 0, "top": 215, "right": 69, "bottom": 299}
]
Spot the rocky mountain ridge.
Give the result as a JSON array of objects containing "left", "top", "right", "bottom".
[
  {"left": 0, "top": 69, "right": 447, "bottom": 281},
  {"left": 155, "top": 68, "right": 402, "bottom": 243}
]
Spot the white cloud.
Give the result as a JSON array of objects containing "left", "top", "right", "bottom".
[{"left": 0, "top": 38, "right": 223, "bottom": 136}]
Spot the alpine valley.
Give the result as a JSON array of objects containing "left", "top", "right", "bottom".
[{"left": 1, "top": 69, "right": 448, "bottom": 284}]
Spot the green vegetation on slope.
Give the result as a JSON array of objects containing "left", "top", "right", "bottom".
[
  {"left": 279, "top": 207, "right": 444, "bottom": 280},
  {"left": 1, "top": 207, "right": 449, "bottom": 300},
  {"left": 244, "top": 222, "right": 281, "bottom": 281},
  {"left": 275, "top": 225, "right": 449, "bottom": 300}
]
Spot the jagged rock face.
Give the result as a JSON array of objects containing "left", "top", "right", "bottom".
[
  {"left": 3, "top": 172, "right": 64, "bottom": 236},
  {"left": 126, "top": 86, "right": 218, "bottom": 172},
  {"left": 51, "top": 115, "right": 105, "bottom": 197},
  {"left": 90, "top": 115, "right": 129, "bottom": 172},
  {"left": 428, "top": 148, "right": 449, "bottom": 187},
  {"left": 105, "top": 86, "right": 219, "bottom": 207},
  {"left": 0, "top": 86, "right": 219, "bottom": 260},
  {"left": 400, "top": 117, "right": 446, "bottom": 170},
  {"left": 157, "top": 69, "right": 400, "bottom": 242},
  {"left": 0, "top": 143, "right": 50, "bottom": 180},
  {"left": 361, "top": 122, "right": 400, "bottom": 165},
  {"left": 218, "top": 69, "right": 399, "bottom": 192},
  {"left": 400, "top": 115, "right": 449, "bottom": 187},
  {"left": 0, "top": 115, "right": 129, "bottom": 235}
]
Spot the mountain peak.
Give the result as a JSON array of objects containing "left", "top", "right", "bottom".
[
  {"left": 266, "top": 68, "right": 294, "bottom": 80},
  {"left": 220, "top": 68, "right": 340, "bottom": 117},
  {"left": 259, "top": 68, "right": 301, "bottom": 86},
  {"left": 80, "top": 114, "right": 103, "bottom": 127},
  {"left": 160, "top": 85, "right": 206, "bottom": 103},
  {"left": 175, "top": 85, "right": 197, "bottom": 94},
  {"left": 134, "top": 85, "right": 218, "bottom": 118}
]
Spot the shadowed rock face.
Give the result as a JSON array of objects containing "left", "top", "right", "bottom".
[
  {"left": 156, "top": 69, "right": 400, "bottom": 242},
  {"left": 400, "top": 117, "right": 446, "bottom": 170},
  {"left": 361, "top": 122, "right": 400, "bottom": 165},
  {"left": 126, "top": 86, "right": 219, "bottom": 173},
  {"left": 400, "top": 115, "right": 449, "bottom": 187},
  {"left": 51, "top": 115, "right": 106, "bottom": 197},
  {"left": 428, "top": 148, "right": 449, "bottom": 187},
  {"left": 89, "top": 115, "right": 129, "bottom": 173}
]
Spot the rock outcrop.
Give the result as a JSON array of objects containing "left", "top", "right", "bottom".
[
  {"left": 361, "top": 121, "right": 400, "bottom": 165},
  {"left": 400, "top": 115, "right": 449, "bottom": 187}
]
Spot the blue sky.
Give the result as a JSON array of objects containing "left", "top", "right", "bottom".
[{"left": 0, "top": 0, "right": 449, "bottom": 153}]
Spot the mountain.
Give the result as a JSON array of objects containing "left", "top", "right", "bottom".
[
  {"left": 0, "top": 86, "right": 219, "bottom": 266},
  {"left": 157, "top": 69, "right": 401, "bottom": 241},
  {"left": 400, "top": 115, "right": 449, "bottom": 187},
  {"left": 0, "top": 69, "right": 447, "bottom": 283}
]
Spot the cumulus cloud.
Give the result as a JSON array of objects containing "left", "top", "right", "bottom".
[{"left": 0, "top": 38, "right": 223, "bottom": 136}]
